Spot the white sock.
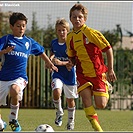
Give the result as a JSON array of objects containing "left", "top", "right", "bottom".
[
  {"left": 68, "top": 106, "right": 75, "bottom": 124},
  {"left": 53, "top": 99, "right": 63, "bottom": 114},
  {"left": 0, "top": 118, "right": 4, "bottom": 130},
  {"left": 9, "top": 103, "right": 19, "bottom": 121}
]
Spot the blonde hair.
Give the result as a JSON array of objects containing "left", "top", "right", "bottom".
[
  {"left": 55, "top": 18, "right": 70, "bottom": 32},
  {"left": 69, "top": 3, "right": 88, "bottom": 21}
]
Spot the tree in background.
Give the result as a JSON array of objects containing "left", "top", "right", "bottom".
[
  {"left": 43, "top": 14, "right": 56, "bottom": 48},
  {"left": 0, "top": 11, "right": 12, "bottom": 36},
  {"left": 25, "top": 12, "right": 44, "bottom": 45},
  {"left": 26, "top": 13, "right": 56, "bottom": 48}
]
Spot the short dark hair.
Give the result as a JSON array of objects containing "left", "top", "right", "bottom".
[{"left": 9, "top": 12, "right": 28, "bottom": 26}]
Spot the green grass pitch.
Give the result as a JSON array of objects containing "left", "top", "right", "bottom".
[{"left": 1, "top": 108, "right": 133, "bottom": 132}]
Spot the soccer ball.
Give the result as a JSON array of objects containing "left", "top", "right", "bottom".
[{"left": 35, "top": 124, "right": 54, "bottom": 132}]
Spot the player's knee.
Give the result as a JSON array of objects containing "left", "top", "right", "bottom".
[
  {"left": 10, "top": 87, "right": 19, "bottom": 97},
  {"left": 95, "top": 102, "right": 107, "bottom": 109},
  {"left": 95, "top": 96, "right": 108, "bottom": 109},
  {"left": 67, "top": 98, "right": 75, "bottom": 108}
]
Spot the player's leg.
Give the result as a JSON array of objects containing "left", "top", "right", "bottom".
[
  {"left": 94, "top": 84, "right": 109, "bottom": 109},
  {"left": 80, "top": 87, "right": 103, "bottom": 132},
  {"left": 53, "top": 88, "right": 64, "bottom": 126},
  {"left": 93, "top": 73, "right": 110, "bottom": 109},
  {"left": 76, "top": 72, "right": 103, "bottom": 132},
  {"left": 94, "top": 96, "right": 108, "bottom": 109},
  {"left": 9, "top": 77, "right": 27, "bottom": 132},
  {"left": 0, "top": 113, "right": 4, "bottom": 131},
  {"left": 64, "top": 84, "right": 78, "bottom": 130},
  {"left": 9, "top": 84, "right": 21, "bottom": 132},
  {"left": 86, "top": 73, "right": 110, "bottom": 131},
  {"left": 53, "top": 88, "right": 63, "bottom": 114},
  {"left": 66, "top": 98, "right": 75, "bottom": 130},
  {"left": 51, "top": 78, "right": 64, "bottom": 126},
  {"left": 0, "top": 111, "right": 7, "bottom": 131},
  {"left": 0, "top": 81, "right": 10, "bottom": 131},
  {"left": 91, "top": 90, "right": 108, "bottom": 132}
]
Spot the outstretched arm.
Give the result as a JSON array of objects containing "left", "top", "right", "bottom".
[
  {"left": 39, "top": 52, "right": 58, "bottom": 72},
  {"left": 106, "top": 48, "right": 117, "bottom": 82}
]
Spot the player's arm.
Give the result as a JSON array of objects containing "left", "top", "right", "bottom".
[
  {"left": 66, "top": 56, "right": 76, "bottom": 71},
  {"left": 39, "top": 52, "right": 58, "bottom": 72},
  {"left": 0, "top": 36, "right": 15, "bottom": 55},
  {"left": 66, "top": 33, "right": 76, "bottom": 70},
  {"left": 49, "top": 51, "right": 68, "bottom": 66},
  {"left": 48, "top": 52, "right": 56, "bottom": 72},
  {"left": 52, "top": 58, "right": 69, "bottom": 66},
  {"left": 106, "top": 48, "right": 117, "bottom": 82},
  {"left": 49, "top": 51, "right": 55, "bottom": 61},
  {"left": 0, "top": 46, "right": 15, "bottom": 56}
]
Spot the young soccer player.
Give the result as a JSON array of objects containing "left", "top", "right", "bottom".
[
  {"left": 66, "top": 3, "right": 117, "bottom": 132},
  {"left": 50, "top": 18, "right": 78, "bottom": 130},
  {"left": 0, "top": 12, "right": 58, "bottom": 132}
]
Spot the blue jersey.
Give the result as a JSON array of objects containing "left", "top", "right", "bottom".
[
  {"left": 51, "top": 38, "right": 76, "bottom": 85},
  {"left": 0, "top": 34, "right": 44, "bottom": 81}
]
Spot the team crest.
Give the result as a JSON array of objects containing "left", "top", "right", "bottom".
[
  {"left": 85, "top": 37, "right": 89, "bottom": 44},
  {"left": 25, "top": 42, "right": 29, "bottom": 50}
]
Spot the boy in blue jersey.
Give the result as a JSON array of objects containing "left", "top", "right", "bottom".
[
  {"left": 50, "top": 18, "right": 78, "bottom": 130},
  {"left": 0, "top": 12, "right": 58, "bottom": 132}
]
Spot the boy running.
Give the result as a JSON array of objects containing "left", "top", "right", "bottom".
[
  {"left": 50, "top": 18, "right": 78, "bottom": 130},
  {"left": 0, "top": 12, "right": 58, "bottom": 132},
  {"left": 66, "top": 3, "right": 117, "bottom": 132}
]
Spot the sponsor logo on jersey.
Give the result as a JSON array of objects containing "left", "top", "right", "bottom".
[
  {"left": 8, "top": 51, "right": 28, "bottom": 58},
  {"left": 55, "top": 56, "right": 68, "bottom": 61}
]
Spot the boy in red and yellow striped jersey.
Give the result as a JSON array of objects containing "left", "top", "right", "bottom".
[{"left": 66, "top": 3, "right": 117, "bottom": 132}]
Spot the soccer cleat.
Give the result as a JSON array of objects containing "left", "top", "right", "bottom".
[
  {"left": 0, "top": 121, "right": 7, "bottom": 131},
  {"left": 55, "top": 111, "right": 64, "bottom": 126},
  {"left": 66, "top": 122, "right": 74, "bottom": 130},
  {"left": 9, "top": 119, "right": 21, "bottom": 132}
]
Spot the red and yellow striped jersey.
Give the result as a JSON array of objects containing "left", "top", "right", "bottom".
[{"left": 66, "top": 24, "right": 111, "bottom": 77}]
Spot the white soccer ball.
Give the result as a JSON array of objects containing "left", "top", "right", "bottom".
[{"left": 35, "top": 124, "right": 54, "bottom": 132}]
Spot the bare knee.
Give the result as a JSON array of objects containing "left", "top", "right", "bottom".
[
  {"left": 95, "top": 102, "right": 107, "bottom": 109},
  {"left": 94, "top": 96, "right": 108, "bottom": 109},
  {"left": 66, "top": 98, "right": 75, "bottom": 108},
  {"left": 53, "top": 88, "right": 61, "bottom": 100},
  {"left": 10, "top": 84, "right": 20, "bottom": 97}
]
